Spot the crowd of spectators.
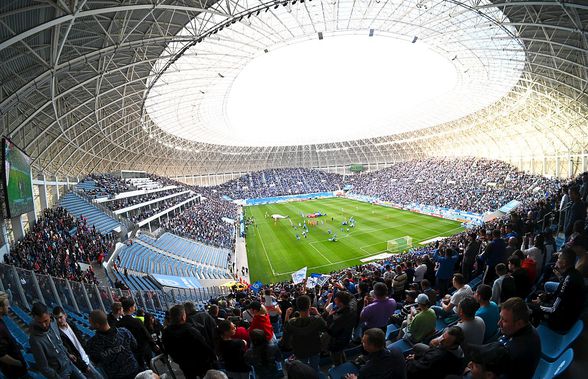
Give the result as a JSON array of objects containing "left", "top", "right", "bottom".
[
  {"left": 1, "top": 168, "right": 587, "bottom": 379},
  {"left": 3, "top": 207, "right": 114, "bottom": 283},
  {"left": 128, "top": 192, "right": 198, "bottom": 224},
  {"left": 160, "top": 196, "right": 238, "bottom": 250},
  {"left": 103, "top": 188, "right": 185, "bottom": 211},
  {"left": 79, "top": 174, "right": 136, "bottom": 198},
  {"left": 213, "top": 168, "right": 344, "bottom": 200},
  {"left": 348, "top": 158, "right": 560, "bottom": 214}
]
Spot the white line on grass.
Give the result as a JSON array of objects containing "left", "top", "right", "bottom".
[
  {"left": 256, "top": 227, "right": 276, "bottom": 276},
  {"left": 307, "top": 242, "right": 333, "bottom": 264}
]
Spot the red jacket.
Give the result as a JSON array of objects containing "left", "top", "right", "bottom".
[{"left": 248, "top": 314, "right": 274, "bottom": 341}]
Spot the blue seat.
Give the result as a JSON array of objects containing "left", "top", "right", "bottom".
[
  {"left": 537, "top": 320, "right": 583, "bottom": 361},
  {"left": 532, "top": 348, "right": 573, "bottom": 379},
  {"left": 386, "top": 339, "right": 413, "bottom": 353},
  {"left": 385, "top": 324, "right": 399, "bottom": 340},
  {"left": 328, "top": 362, "right": 358, "bottom": 379}
]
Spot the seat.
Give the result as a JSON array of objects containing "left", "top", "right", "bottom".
[
  {"left": 537, "top": 320, "right": 583, "bottom": 361},
  {"left": 328, "top": 362, "right": 359, "bottom": 379},
  {"left": 532, "top": 348, "right": 574, "bottom": 379},
  {"left": 387, "top": 339, "right": 413, "bottom": 354},
  {"left": 385, "top": 324, "right": 399, "bottom": 340}
]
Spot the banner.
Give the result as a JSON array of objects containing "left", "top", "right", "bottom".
[
  {"left": 250, "top": 281, "right": 263, "bottom": 293},
  {"left": 151, "top": 274, "right": 202, "bottom": 289},
  {"left": 291, "top": 266, "right": 307, "bottom": 284}
]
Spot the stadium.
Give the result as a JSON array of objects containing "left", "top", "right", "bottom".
[{"left": 0, "top": 0, "right": 587, "bottom": 378}]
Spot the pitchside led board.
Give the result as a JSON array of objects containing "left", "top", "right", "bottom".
[{"left": 1, "top": 138, "right": 34, "bottom": 219}]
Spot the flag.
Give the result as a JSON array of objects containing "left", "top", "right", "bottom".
[
  {"left": 306, "top": 276, "right": 319, "bottom": 289},
  {"left": 291, "top": 266, "right": 307, "bottom": 284},
  {"left": 250, "top": 281, "right": 263, "bottom": 294}
]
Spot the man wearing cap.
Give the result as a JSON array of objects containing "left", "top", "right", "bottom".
[
  {"left": 247, "top": 301, "right": 275, "bottom": 342},
  {"left": 393, "top": 294, "right": 436, "bottom": 346}
]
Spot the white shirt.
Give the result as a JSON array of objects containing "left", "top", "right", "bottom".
[
  {"left": 521, "top": 243, "right": 544, "bottom": 274},
  {"left": 450, "top": 285, "right": 474, "bottom": 313},
  {"left": 60, "top": 324, "right": 90, "bottom": 365},
  {"left": 414, "top": 264, "right": 427, "bottom": 282}
]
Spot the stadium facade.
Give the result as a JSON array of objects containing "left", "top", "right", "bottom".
[{"left": 0, "top": 0, "right": 586, "bottom": 184}]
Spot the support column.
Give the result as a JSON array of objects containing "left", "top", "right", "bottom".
[
  {"left": 39, "top": 176, "right": 49, "bottom": 210},
  {"left": 555, "top": 156, "right": 561, "bottom": 178},
  {"left": 568, "top": 155, "right": 574, "bottom": 178},
  {"left": 10, "top": 216, "right": 24, "bottom": 241}
]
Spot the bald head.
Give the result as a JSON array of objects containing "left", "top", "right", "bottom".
[{"left": 89, "top": 310, "right": 109, "bottom": 331}]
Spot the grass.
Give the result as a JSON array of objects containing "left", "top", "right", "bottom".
[{"left": 244, "top": 197, "right": 463, "bottom": 284}]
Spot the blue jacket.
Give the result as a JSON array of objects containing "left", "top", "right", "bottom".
[{"left": 434, "top": 250, "right": 458, "bottom": 280}]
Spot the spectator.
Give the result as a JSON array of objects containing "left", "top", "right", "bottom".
[
  {"left": 280, "top": 295, "right": 326, "bottom": 372},
  {"left": 481, "top": 230, "right": 507, "bottom": 285},
  {"left": 564, "top": 186, "right": 586, "bottom": 240},
  {"left": 497, "top": 298, "right": 541, "bottom": 379},
  {"left": 433, "top": 247, "right": 458, "bottom": 296},
  {"left": 324, "top": 291, "right": 356, "bottom": 366},
  {"left": 29, "top": 302, "right": 85, "bottom": 379},
  {"left": 531, "top": 248, "right": 584, "bottom": 332},
  {"left": 360, "top": 282, "right": 397, "bottom": 331},
  {"left": 217, "top": 320, "right": 250, "bottom": 379},
  {"left": 244, "top": 329, "right": 282, "bottom": 379},
  {"left": 184, "top": 302, "right": 217, "bottom": 348},
  {"left": 462, "top": 233, "right": 481, "bottom": 283},
  {"left": 413, "top": 259, "right": 427, "bottom": 284},
  {"left": 117, "top": 298, "right": 158, "bottom": 369},
  {"left": 392, "top": 266, "right": 408, "bottom": 299},
  {"left": 393, "top": 293, "right": 436, "bottom": 346},
  {"left": 473, "top": 285, "right": 499, "bottom": 342},
  {"left": 107, "top": 302, "right": 123, "bottom": 327},
  {"left": 457, "top": 343, "right": 510, "bottom": 379},
  {"left": 507, "top": 256, "right": 531, "bottom": 300},
  {"left": 490, "top": 264, "right": 515, "bottom": 305},
  {"left": 0, "top": 292, "right": 27, "bottom": 378},
  {"left": 456, "top": 297, "right": 485, "bottom": 346},
  {"left": 247, "top": 302, "right": 274, "bottom": 342},
  {"left": 432, "top": 274, "right": 473, "bottom": 319},
  {"left": 406, "top": 326, "right": 465, "bottom": 379},
  {"left": 520, "top": 233, "right": 545, "bottom": 276},
  {"left": 52, "top": 306, "right": 100, "bottom": 378},
  {"left": 86, "top": 310, "right": 139, "bottom": 379},
  {"left": 161, "top": 305, "right": 216, "bottom": 379},
  {"left": 344, "top": 328, "right": 406, "bottom": 379}
]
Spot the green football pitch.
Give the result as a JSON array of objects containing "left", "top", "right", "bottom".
[{"left": 244, "top": 197, "right": 463, "bottom": 284}]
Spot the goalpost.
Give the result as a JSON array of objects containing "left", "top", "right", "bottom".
[{"left": 386, "top": 236, "right": 413, "bottom": 253}]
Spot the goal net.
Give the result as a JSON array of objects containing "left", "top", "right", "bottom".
[{"left": 386, "top": 236, "right": 413, "bottom": 253}]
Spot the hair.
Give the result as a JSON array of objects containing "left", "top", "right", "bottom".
[
  {"left": 52, "top": 306, "right": 65, "bottom": 316},
  {"left": 508, "top": 255, "right": 521, "bottom": 268},
  {"left": 569, "top": 186, "right": 580, "bottom": 197},
  {"left": 111, "top": 302, "right": 122, "bottom": 314},
  {"left": 373, "top": 282, "right": 388, "bottom": 298},
  {"left": 31, "top": 302, "right": 48, "bottom": 318},
  {"left": 89, "top": 310, "right": 108, "bottom": 326},
  {"left": 453, "top": 273, "right": 465, "bottom": 286},
  {"left": 363, "top": 328, "right": 386, "bottom": 349},
  {"left": 217, "top": 319, "right": 232, "bottom": 337},
  {"left": 421, "top": 279, "right": 431, "bottom": 289},
  {"left": 121, "top": 297, "right": 135, "bottom": 312},
  {"left": 203, "top": 369, "right": 229, "bottom": 379},
  {"left": 446, "top": 326, "right": 465, "bottom": 347},
  {"left": 476, "top": 284, "right": 492, "bottom": 302},
  {"left": 249, "top": 329, "right": 271, "bottom": 365},
  {"left": 500, "top": 297, "right": 530, "bottom": 324},
  {"left": 167, "top": 305, "right": 185, "bottom": 325},
  {"left": 0, "top": 292, "right": 8, "bottom": 307},
  {"left": 334, "top": 291, "right": 352, "bottom": 306},
  {"left": 296, "top": 295, "right": 311, "bottom": 312},
  {"left": 495, "top": 263, "right": 508, "bottom": 276},
  {"left": 136, "top": 308, "right": 145, "bottom": 317},
  {"left": 458, "top": 297, "right": 479, "bottom": 319},
  {"left": 184, "top": 302, "right": 196, "bottom": 315},
  {"left": 492, "top": 229, "right": 501, "bottom": 238},
  {"left": 559, "top": 248, "right": 576, "bottom": 266}
]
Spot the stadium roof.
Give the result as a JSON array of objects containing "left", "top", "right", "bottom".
[{"left": 0, "top": 1, "right": 586, "bottom": 177}]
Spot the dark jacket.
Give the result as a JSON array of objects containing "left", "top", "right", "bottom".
[
  {"left": 503, "top": 324, "right": 541, "bottom": 379},
  {"left": 244, "top": 344, "right": 282, "bottom": 379},
  {"left": 162, "top": 323, "right": 216, "bottom": 379},
  {"left": 483, "top": 238, "right": 507, "bottom": 267},
  {"left": 564, "top": 200, "right": 586, "bottom": 236},
  {"left": 281, "top": 315, "right": 327, "bottom": 358},
  {"left": 0, "top": 318, "right": 27, "bottom": 378},
  {"left": 540, "top": 267, "right": 585, "bottom": 332},
  {"left": 117, "top": 314, "right": 157, "bottom": 361},
  {"left": 406, "top": 346, "right": 464, "bottom": 379},
  {"left": 511, "top": 268, "right": 531, "bottom": 299},
  {"left": 326, "top": 305, "right": 356, "bottom": 352},
  {"left": 86, "top": 327, "right": 139, "bottom": 379},
  {"left": 359, "top": 348, "right": 406, "bottom": 379},
  {"left": 58, "top": 322, "right": 88, "bottom": 373},
  {"left": 186, "top": 310, "right": 217, "bottom": 347},
  {"left": 28, "top": 320, "right": 73, "bottom": 379}
]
